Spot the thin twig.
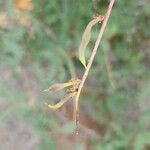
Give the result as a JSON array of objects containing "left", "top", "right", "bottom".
[{"left": 74, "top": 0, "right": 115, "bottom": 134}]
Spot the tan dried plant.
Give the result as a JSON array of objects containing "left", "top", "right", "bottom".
[{"left": 45, "top": 0, "right": 115, "bottom": 134}]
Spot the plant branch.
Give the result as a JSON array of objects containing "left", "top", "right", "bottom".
[{"left": 74, "top": 0, "right": 115, "bottom": 134}]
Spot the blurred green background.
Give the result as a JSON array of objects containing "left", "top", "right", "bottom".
[{"left": 0, "top": 0, "right": 150, "bottom": 150}]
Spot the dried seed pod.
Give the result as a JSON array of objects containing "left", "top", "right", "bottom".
[{"left": 79, "top": 15, "right": 104, "bottom": 68}]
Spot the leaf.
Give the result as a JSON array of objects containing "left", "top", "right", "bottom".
[
  {"left": 44, "top": 81, "right": 74, "bottom": 93},
  {"left": 79, "top": 16, "right": 104, "bottom": 68},
  {"left": 47, "top": 92, "right": 76, "bottom": 109},
  {"left": 44, "top": 78, "right": 81, "bottom": 93}
]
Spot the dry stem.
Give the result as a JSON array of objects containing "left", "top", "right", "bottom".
[{"left": 74, "top": 0, "right": 115, "bottom": 134}]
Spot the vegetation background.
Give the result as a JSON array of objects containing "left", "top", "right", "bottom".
[{"left": 0, "top": 0, "right": 150, "bottom": 149}]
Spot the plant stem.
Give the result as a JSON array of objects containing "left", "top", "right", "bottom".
[{"left": 74, "top": 0, "right": 115, "bottom": 134}]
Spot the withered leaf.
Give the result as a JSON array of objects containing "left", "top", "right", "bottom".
[
  {"left": 44, "top": 78, "right": 81, "bottom": 93},
  {"left": 47, "top": 92, "right": 76, "bottom": 109},
  {"left": 44, "top": 82, "right": 74, "bottom": 93},
  {"left": 79, "top": 16, "right": 104, "bottom": 68}
]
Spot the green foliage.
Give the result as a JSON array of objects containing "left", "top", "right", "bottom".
[
  {"left": 0, "top": 0, "right": 149, "bottom": 149},
  {"left": 0, "top": 27, "right": 25, "bottom": 65}
]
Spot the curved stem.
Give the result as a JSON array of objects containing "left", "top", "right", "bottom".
[{"left": 74, "top": 0, "right": 115, "bottom": 134}]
